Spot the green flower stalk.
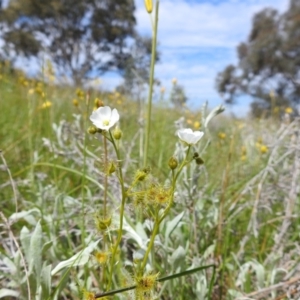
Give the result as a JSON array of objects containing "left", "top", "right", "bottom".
[
  {"left": 143, "top": 0, "right": 160, "bottom": 168},
  {"left": 89, "top": 105, "right": 127, "bottom": 289},
  {"left": 106, "top": 129, "right": 127, "bottom": 289},
  {"left": 140, "top": 145, "right": 192, "bottom": 271},
  {"left": 139, "top": 128, "right": 205, "bottom": 272}
]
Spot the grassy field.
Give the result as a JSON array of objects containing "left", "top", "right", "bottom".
[{"left": 1, "top": 64, "right": 300, "bottom": 300}]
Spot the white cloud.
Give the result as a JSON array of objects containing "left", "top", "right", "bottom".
[
  {"left": 136, "top": 0, "right": 289, "bottom": 47},
  {"left": 4, "top": 0, "right": 289, "bottom": 115},
  {"left": 133, "top": 0, "right": 290, "bottom": 113}
]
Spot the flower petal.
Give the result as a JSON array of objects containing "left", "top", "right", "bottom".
[
  {"left": 90, "top": 110, "right": 102, "bottom": 126},
  {"left": 99, "top": 106, "right": 112, "bottom": 119},
  {"left": 89, "top": 106, "right": 119, "bottom": 130},
  {"left": 110, "top": 108, "right": 120, "bottom": 126},
  {"left": 177, "top": 128, "right": 204, "bottom": 145}
]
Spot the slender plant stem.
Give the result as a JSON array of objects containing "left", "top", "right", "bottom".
[
  {"left": 27, "top": 95, "right": 35, "bottom": 192},
  {"left": 143, "top": 0, "right": 160, "bottom": 168},
  {"left": 103, "top": 134, "right": 108, "bottom": 217},
  {"left": 140, "top": 216, "right": 160, "bottom": 271},
  {"left": 107, "top": 130, "right": 127, "bottom": 289},
  {"left": 102, "top": 132, "right": 109, "bottom": 285},
  {"left": 80, "top": 91, "right": 90, "bottom": 248}
]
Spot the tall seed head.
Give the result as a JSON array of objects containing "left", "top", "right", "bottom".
[{"left": 144, "top": 0, "right": 153, "bottom": 13}]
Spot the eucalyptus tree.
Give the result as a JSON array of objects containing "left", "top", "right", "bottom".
[
  {"left": 216, "top": 0, "right": 300, "bottom": 116},
  {"left": 0, "top": 0, "right": 137, "bottom": 84}
]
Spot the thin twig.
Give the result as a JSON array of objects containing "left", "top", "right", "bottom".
[{"left": 237, "top": 275, "right": 300, "bottom": 299}]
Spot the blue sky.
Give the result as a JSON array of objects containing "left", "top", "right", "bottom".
[
  {"left": 6, "top": 0, "right": 290, "bottom": 115},
  {"left": 103, "top": 0, "right": 290, "bottom": 115}
]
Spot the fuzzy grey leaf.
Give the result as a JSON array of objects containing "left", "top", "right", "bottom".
[
  {"left": 41, "top": 264, "right": 52, "bottom": 299},
  {"left": 51, "top": 239, "right": 100, "bottom": 275},
  {"left": 0, "top": 289, "right": 20, "bottom": 298},
  {"left": 29, "top": 220, "right": 43, "bottom": 280},
  {"left": 165, "top": 211, "right": 185, "bottom": 245}
]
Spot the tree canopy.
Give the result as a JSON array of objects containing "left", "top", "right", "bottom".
[
  {"left": 0, "top": 0, "right": 137, "bottom": 84},
  {"left": 216, "top": 0, "right": 300, "bottom": 116}
]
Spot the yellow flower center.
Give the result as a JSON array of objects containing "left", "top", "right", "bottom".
[{"left": 103, "top": 119, "right": 109, "bottom": 126}]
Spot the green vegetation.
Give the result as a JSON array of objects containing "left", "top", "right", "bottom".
[
  {"left": 1, "top": 0, "right": 300, "bottom": 299},
  {"left": 1, "top": 59, "right": 299, "bottom": 300}
]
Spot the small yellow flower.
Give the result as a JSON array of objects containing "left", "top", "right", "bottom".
[
  {"left": 83, "top": 290, "right": 95, "bottom": 300},
  {"left": 76, "top": 88, "right": 85, "bottom": 99},
  {"left": 155, "top": 188, "right": 172, "bottom": 205},
  {"left": 187, "top": 119, "right": 193, "bottom": 125},
  {"left": 172, "top": 78, "right": 177, "bottom": 85},
  {"left": 160, "top": 87, "right": 165, "bottom": 93},
  {"left": 41, "top": 100, "right": 52, "bottom": 109},
  {"left": 193, "top": 121, "right": 201, "bottom": 129},
  {"left": 147, "top": 185, "right": 172, "bottom": 206},
  {"left": 135, "top": 272, "right": 159, "bottom": 293},
  {"left": 28, "top": 88, "right": 35, "bottom": 95},
  {"left": 218, "top": 132, "right": 226, "bottom": 140},
  {"left": 35, "top": 86, "right": 44, "bottom": 96},
  {"left": 94, "top": 251, "right": 110, "bottom": 265},
  {"left": 285, "top": 107, "right": 293, "bottom": 114},
  {"left": 241, "top": 145, "right": 247, "bottom": 156},
  {"left": 22, "top": 80, "right": 29, "bottom": 87},
  {"left": 94, "top": 98, "right": 104, "bottom": 108},
  {"left": 72, "top": 98, "right": 79, "bottom": 107},
  {"left": 260, "top": 145, "right": 268, "bottom": 154},
  {"left": 240, "top": 155, "right": 247, "bottom": 161}
]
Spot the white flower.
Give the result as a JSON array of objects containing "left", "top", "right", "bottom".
[
  {"left": 177, "top": 128, "right": 204, "bottom": 145},
  {"left": 90, "top": 106, "right": 119, "bottom": 130}
]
